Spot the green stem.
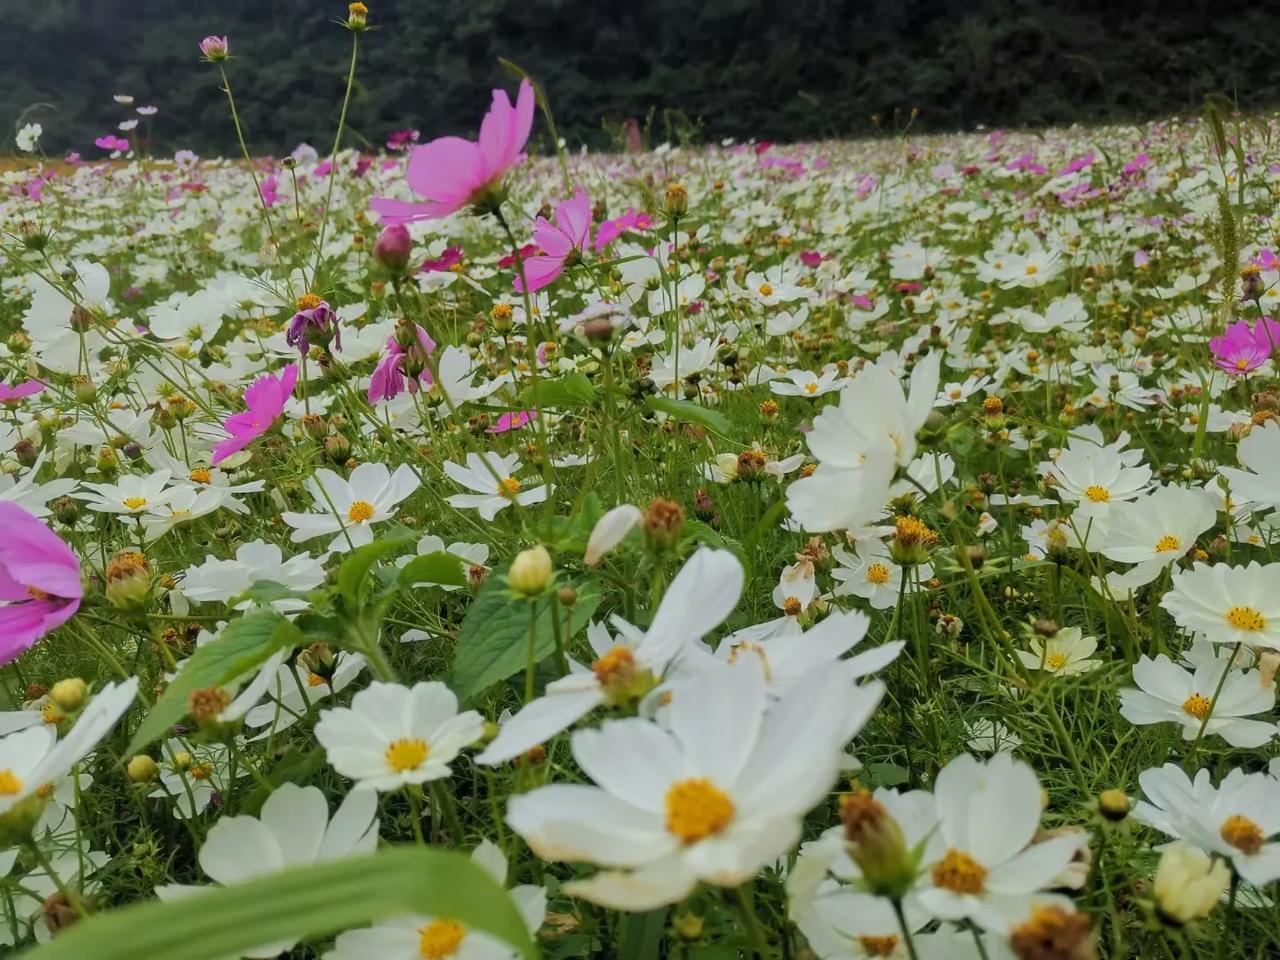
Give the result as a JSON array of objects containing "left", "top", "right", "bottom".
[
  {"left": 313, "top": 33, "right": 360, "bottom": 276},
  {"left": 890, "top": 898, "right": 920, "bottom": 960},
  {"left": 731, "top": 884, "right": 768, "bottom": 959},
  {"left": 217, "top": 65, "right": 277, "bottom": 248},
  {"left": 525, "top": 599, "right": 540, "bottom": 703}
]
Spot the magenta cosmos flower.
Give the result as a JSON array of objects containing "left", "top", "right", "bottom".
[
  {"left": 513, "top": 186, "right": 593, "bottom": 293},
  {"left": 0, "top": 502, "right": 82, "bottom": 663},
  {"left": 370, "top": 80, "right": 535, "bottom": 223},
  {"left": 199, "top": 36, "right": 229, "bottom": 62},
  {"left": 0, "top": 379, "right": 44, "bottom": 404},
  {"left": 211, "top": 364, "right": 298, "bottom": 465},
  {"left": 368, "top": 325, "right": 436, "bottom": 403},
  {"left": 1210, "top": 318, "right": 1280, "bottom": 375}
]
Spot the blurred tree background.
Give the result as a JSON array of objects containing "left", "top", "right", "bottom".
[{"left": 3, "top": 0, "right": 1270, "bottom": 156}]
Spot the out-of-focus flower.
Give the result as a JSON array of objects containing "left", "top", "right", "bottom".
[
  {"left": 211, "top": 365, "right": 298, "bottom": 465},
  {"left": 0, "top": 502, "right": 83, "bottom": 663}
]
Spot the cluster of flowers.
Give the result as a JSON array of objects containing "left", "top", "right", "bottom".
[{"left": 2, "top": 8, "right": 1280, "bottom": 958}]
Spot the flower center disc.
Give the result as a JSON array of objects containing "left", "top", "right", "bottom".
[
  {"left": 1225, "top": 606, "right": 1266, "bottom": 632},
  {"left": 386, "top": 737, "right": 430, "bottom": 772},
  {"left": 1220, "top": 814, "right": 1265, "bottom": 855},
  {"left": 665, "top": 777, "right": 735, "bottom": 843},
  {"left": 1182, "top": 693, "right": 1212, "bottom": 719},
  {"left": 931, "top": 847, "right": 987, "bottom": 894},
  {"left": 1083, "top": 485, "right": 1110, "bottom": 503},
  {"left": 347, "top": 500, "right": 376, "bottom": 522},
  {"left": 418, "top": 918, "right": 465, "bottom": 958}
]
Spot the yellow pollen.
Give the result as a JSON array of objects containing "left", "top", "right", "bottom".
[
  {"left": 665, "top": 778, "right": 735, "bottom": 843},
  {"left": 386, "top": 737, "right": 429, "bottom": 772},
  {"left": 857, "top": 935, "right": 900, "bottom": 957},
  {"left": 122, "top": 496, "right": 148, "bottom": 510},
  {"left": 1025, "top": 264, "right": 1039, "bottom": 275},
  {"left": 931, "top": 848, "right": 987, "bottom": 894},
  {"left": 189, "top": 468, "right": 213, "bottom": 484},
  {"left": 347, "top": 500, "right": 376, "bottom": 523},
  {"left": 1045, "top": 651, "right": 1069, "bottom": 670},
  {"left": 1220, "top": 814, "right": 1265, "bottom": 855},
  {"left": 498, "top": 476, "right": 522, "bottom": 497},
  {"left": 949, "top": 388, "right": 963, "bottom": 399},
  {"left": 35, "top": 783, "right": 54, "bottom": 799},
  {"left": 866, "top": 562, "right": 892, "bottom": 586},
  {"left": 418, "top": 918, "right": 465, "bottom": 959},
  {"left": 1225, "top": 606, "right": 1266, "bottom": 632},
  {"left": 782, "top": 596, "right": 803, "bottom": 617},
  {"left": 1182, "top": 693, "right": 1212, "bottom": 720},
  {"left": 1083, "top": 485, "right": 1111, "bottom": 503},
  {"left": 295, "top": 293, "right": 323, "bottom": 311},
  {"left": 803, "top": 382, "right": 819, "bottom": 394},
  {"left": 0, "top": 770, "right": 23, "bottom": 795},
  {"left": 40, "top": 703, "right": 63, "bottom": 724},
  {"left": 1236, "top": 358, "right": 1250, "bottom": 371},
  {"left": 306, "top": 673, "right": 327, "bottom": 687},
  {"left": 1154, "top": 534, "right": 1181, "bottom": 553},
  {"left": 758, "top": 283, "right": 774, "bottom": 297},
  {"left": 592, "top": 646, "right": 637, "bottom": 685},
  {"left": 189, "top": 762, "right": 215, "bottom": 781}
]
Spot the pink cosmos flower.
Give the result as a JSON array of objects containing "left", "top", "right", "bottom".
[
  {"left": 0, "top": 502, "right": 82, "bottom": 663},
  {"left": 486, "top": 410, "right": 535, "bottom": 434},
  {"left": 371, "top": 81, "right": 534, "bottom": 223},
  {"left": 199, "top": 35, "right": 229, "bottom": 62},
  {"left": 1210, "top": 318, "right": 1280, "bottom": 375},
  {"left": 387, "top": 129, "right": 420, "bottom": 152},
  {"left": 498, "top": 244, "right": 538, "bottom": 269},
  {"left": 421, "top": 246, "right": 463, "bottom": 273},
  {"left": 0, "top": 380, "right": 45, "bottom": 404},
  {"left": 285, "top": 300, "right": 340, "bottom": 355},
  {"left": 368, "top": 325, "right": 436, "bottom": 404},
  {"left": 211, "top": 365, "right": 298, "bottom": 465},
  {"left": 94, "top": 135, "right": 130, "bottom": 152},
  {"left": 594, "top": 208, "right": 652, "bottom": 251},
  {"left": 513, "top": 186, "right": 592, "bottom": 293}
]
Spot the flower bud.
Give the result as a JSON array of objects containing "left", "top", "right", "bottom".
[
  {"left": 71, "top": 375, "right": 96, "bottom": 403},
  {"left": 13, "top": 439, "right": 37, "bottom": 468},
  {"left": 95, "top": 445, "right": 119, "bottom": 476},
  {"left": 508, "top": 545, "right": 553, "bottom": 596},
  {"left": 839, "top": 789, "right": 916, "bottom": 899},
  {"left": 556, "top": 585, "right": 577, "bottom": 607},
  {"left": 127, "top": 755, "right": 158, "bottom": 783},
  {"left": 324, "top": 433, "right": 351, "bottom": 463},
  {"left": 1154, "top": 843, "right": 1229, "bottom": 926},
  {"left": 104, "top": 550, "right": 152, "bottom": 610},
  {"left": 373, "top": 224, "right": 412, "bottom": 272},
  {"left": 52, "top": 496, "right": 80, "bottom": 526},
  {"left": 49, "top": 678, "right": 87, "bottom": 712},
  {"left": 889, "top": 515, "right": 939, "bottom": 566},
  {"left": 663, "top": 184, "right": 688, "bottom": 218},
  {"left": 585, "top": 504, "right": 643, "bottom": 566},
  {"left": 345, "top": 2, "right": 369, "bottom": 30},
  {"left": 1098, "top": 789, "right": 1130, "bottom": 822},
  {"left": 643, "top": 498, "right": 685, "bottom": 553},
  {"left": 198, "top": 35, "right": 230, "bottom": 62},
  {"left": 490, "top": 303, "right": 514, "bottom": 333},
  {"left": 673, "top": 913, "right": 704, "bottom": 941},
  {"left": 42, "top": 891, "right": 84, "bottom": 936}
]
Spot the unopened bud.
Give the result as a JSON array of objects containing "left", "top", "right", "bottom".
[
  {"left": 1098, "top": 789, "right": 1130, "bottom": 822},
  {"left": 127, "top": 755, "right": 158, "bottom": 783},
  {"left": 839, "top": 789, "right": 915, "bottom": 899},
  {"left": 643, "top": 498, "right": 685, "bottom": 552},
  {"left": 663, "top": 184, "right": 688, "bottom": 218},
  {"left": 49, "top": 678, "right": 87, "bottom": 712},
  {"left": 508, "top": 545, "right": 553, "bottom": 596},
  {"left": 373, "top": 224, "right": 411, "bottom": 271}
]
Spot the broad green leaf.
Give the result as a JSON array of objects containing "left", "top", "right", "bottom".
[
  {"left": 517, "top": 372, "right": 596, "bottom": 409},
  {"left": 399, "top": 550, "right": 468, "bottom": 589},
  {"left": 617, "top": 908, "right": 668, "bottom": 960},
  {"left": 644, "top": 395, "right": 733, "bottom": 436},
  {"left": 126, "top": 611, "right": 302, "bottom": 754},
  {"left": 452, "top": 568, "right": 601, "bottom": 701},
  {"left": 337, "top": 533, "right": 413, "bottom": 611},
  {"left": 22, "top": 846, "right": 536, "bottom": 960}
]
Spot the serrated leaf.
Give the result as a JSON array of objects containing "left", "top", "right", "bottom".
[
  {"left": 126, "top": 611, "right": 301, "bottom": 754},
  {"left": 21, "top": 846, "right": 535, "bottom": 960},
  {"left": 644, "top": 395, "right": 733, "bottom": 436},
  {"left": 399, "top": 551, "right": 468, "bottom": 588},
  {"left": 337, "top": 534, "right": 413, "bottom": 611},
  {"left": 517, "top": 372, "right": 596, "bottom": 409},
  {"left": 452, "top": 568, "right": 601, "bottom": 701}
]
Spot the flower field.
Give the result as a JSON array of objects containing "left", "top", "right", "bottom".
[{"left": 4, "top": 11, "right": 1280, "bottom": 960}]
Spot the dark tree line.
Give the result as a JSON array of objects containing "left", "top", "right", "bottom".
[{"left": 3, "top": 0, "right": 1271, "bottom": 157}]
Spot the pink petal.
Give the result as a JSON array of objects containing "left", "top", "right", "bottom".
[
  {"left": 370, "top": 195, "right": 466, "bottom": 224},
  {"left": 532, "top": 217, "right": 574, "bottom": 258},
  {"left": 556, "top": 187, "right": 593, "bottom": 249},
  {"left": 513, "top": 255, "right": 568, "bottom": 293},
  {"left": 406, "top": 136, "right": 483, "bottom": 203}
]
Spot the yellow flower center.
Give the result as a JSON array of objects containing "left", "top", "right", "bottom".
[
  {"left": 347, "top": 500, "right": 376, "bottom": 523},
  {"left": 1045, "top": 651, "right": 1069, "bottom": 670},
  {"left": 35, "top": 783, "right": 54, "bottom": 799},
  {"left": 931, "top": 848, "right": 987, "bottom": 894},
  {"left": 665, "top": 778, "right": 735, "bottom": 843},
  {"left": 1236, "top": 358, "right": 1250, "bottom": 371},
  {"left": 498, "top": 476, "right": 522, "bottom": 497},
  {"left": 1083, "top": 485, "right": 1110, "bottom": 503},
  {"left": 782, "top": 596, "right": 803, "bottom": 617},
  {"left": 803, "top": 382, "right": 819, "bottom": 394},
  {"left": 189, "top": 468, "right": 213, "bottom": 485},
  {"left": 758, "top": 283, "right": 774, "bottom": 297},
  {"left": 592, "top": 646, "right": 636, "bottom": 685},
  {"left": 1220, "top": 814, "right": 1265, "bottom": 855},
  {"left": 418, "top": 918, "right": 465, "bottom": 959},
  {"left": 1182, "top": 693, "right": 1212, "bottom": 720},
  {"left": 189, "top": 762, "right": 215, "bottom": 780},
  {"left": 1225, "top": 606, "right": 1266, "bottom": 632},
  {"left": 866, "top": 563, "right": 892, "bottom": 586},
  {"left": 1025, "top": 264, "right": 1039, "bottom": 275},
  {"left": 122, "top": 496, "right": 148, "bottom": 510},
  {"left": 0, "top": 769, "right": 23, "bottom": 795},
  {"left": 858, "top": 935, "right": 900, "bottom": 957},
  {"left": 40, "top": 702, "right": 63, "bottom": 724},
  {"left": 386, "top": 737, "right": 429, "bottom": 772},
  {"left": 295, "top": 293, "right": 323, "bottom": 311},
  {"left": 306, "top": 673, "right": 327, "bottom": 687},
  {"left": 1154, "top": 534, "right": 1181, "bottom": 553}
]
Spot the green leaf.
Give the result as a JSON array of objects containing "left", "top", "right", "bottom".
[
  {"left": 21, "top": 846, "right": 536, "bottom": 960},
  {"left": 126, "top": 611, "right": 301, "bottom": 754},
  {"left": 399, "top": 551, "right": 468, "bottom": 589},
  {"left": 644, "top": 396, "right": 733, "bottom": 436},
  {"left": 337, "top": 534, "right": 413, "bottom": 612},
  {"left": 240, "top": 580, "right": 306, "bottom": 604},
  {"left": 452, "top": 569, "right": 601, "bottom": 701},
  {"left": 617, "top": 908, "right": 668, "bottom": 960},
  {"left": 516, "top": 372, "right": 596, "bottom": 409}
]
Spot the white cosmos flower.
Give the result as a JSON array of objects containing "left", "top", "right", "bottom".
[
  {"left": 1099, "top": 484, "right": 1217, "bottom": 586},
  {"left": 1219, "top": 420, "right": 1280, "bottom": 511},
  {"left": 0, "top": 848, "right": 109, "bottom": 947},
  {"left": 0, "top": 679, "right": 137, "bottom": 817},
  {"left": 397, "top": 534, "right": 490, "bottom": 591},
  {"left": 325, "top": 840, "right": 546, "bottom": 960},
  {"left": 704, "top": 449, "right": 804, "bottom": 484},
  {"left": 157, "top": 784, "right": 378, "bottom": 958},
  {"left": 243, "top": 651, "right": 367, "bottom": 741},
  {"left": 1014, "top": 627, "right": 1102, "bottom": 676},
  {"left": 15, "top": 122, "right": 41, "bottom": 152},
  {"left": 770, "top": 368, "right": 847, "bottom": 398},
  {"left": 1119, "top": 648, "right": 1276, "bottom": 747},
  {"left": 75, "top": 470, "right": 177, "bottom": 517},
  {"left": 914, "top": 753, "right": 1082, "bottom": 932},
  {"left": 506, "top": 661, "right": 871, "bottom": 910},
  {"left": 1161, "top": 561, "right": 1280, "bottom": 649},
  {"left": 315, "top": 681, "right": 484, "bottom": 792},
  {"left": 477, "top": 547, "right": 744, "bottom": 765},
  {"left": 0, "top": 452, "right": 79, "bottom": 518},
  {"left": 832, "top": 542, "right": 929, "bottom": 610},
  {"left": 282, "top": 462, "right": 420, "bottom": 553},
  {"left": 150, "top": 739, "right": 241, "bottom": 820},
  {"left": 181, "top": 540, "right": 326, "bottom": 611},
  {"left": 1135, "top": 764, "right": 1280, "bottom": 885},
  {"left": 443, "top": 452, "right": 548, "bottom": 521},
  {"left": 1045, "top": 442, "right": 1152, "bottom": 522}
]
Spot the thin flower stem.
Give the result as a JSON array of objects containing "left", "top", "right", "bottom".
[
  {"left": 890, "top": 898, "right": 920, "bottom": 960},
  {"left": 406, "top": 787, "right": 426, "bottom": 846},
  {"left": 23, "top": 841, "right": 85, "bottom": 918},
  {"left": 525, "top": 599, "right": 540, "bottom": 703},
  {"left": 1188, "top": 641, "right": 1243, "bottom": 767},
  {"left": 731, "top": 883, "right": 768, "bottom": 959},
  {"left": 430, "top": 781, "right": 466, "bottom": 847},
  {"left": 217, "top": 65, "right": 277, "bottom": 248},
  {"left": 313, "top": 33, "right": 360, "bottom": 277}
]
